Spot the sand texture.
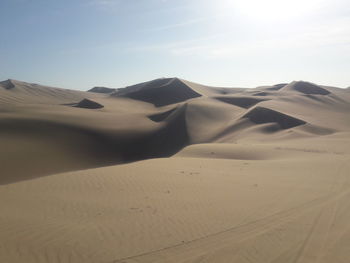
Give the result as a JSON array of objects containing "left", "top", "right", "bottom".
[{"left": 0, "top": 78, "right": 350, "bottom": 262}]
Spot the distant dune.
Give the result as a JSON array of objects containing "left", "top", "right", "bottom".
[
  {"left": 242, "top": 106, "right": 306, "bottom": 129},
  {"left": 0, "top": 77, "right": 350, "bottom": 263},
  {"left": 0, "top": 79, "right": 16, "bottom": 89},
  {"left": 281, "top": 80, "right": 331, "bottom": 95},
  {"left": 1, "top": 77, "right": 349, "bottom": 182},
  {"left": 74, "top": 98, "right": 104, "bottom": 109},
  {"left": 214, "top": 96, "right": 267, "bottom": 108},
  {"left": 113, "top": 77, "right": 202, "bottom": 106},
  {"left": 88, "top": 86, "right": 116, "bottom": 94}
]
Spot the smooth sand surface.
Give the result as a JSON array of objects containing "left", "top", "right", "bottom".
[{"left": 0, "top": 78, "right": 350, "bottom": 262}]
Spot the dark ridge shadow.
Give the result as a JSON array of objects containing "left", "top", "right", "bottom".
[
  {"left": 253, "top": 92, "right": 271, "bottom": 96},
  {"left": 288, "top": 81, "right": 331, "bottom": 95},
  {"left": 0, "top": 118, "right": 123, "bottom": 184},
  {"left": 0, "top": 106, "right": 190, "bottom": 184},
  {"left": 0, "top": 79, "right": 15, "bottom": 90},
  {"left": 116, "top": 78, "right": 172, "bottom": 95},
  {"left": 214, "top": 97, "right": 267, "bottom": 108},
  {"left": 212, "top": 88, "right": 246, "bottom": 95},
  {"left": 74, "top": 99, "right": 104, "bottom": 109},
  {"left": 113, "top": 78, "right": 202, "bottom": 107},
  {"left": 328, "top": 94, "right": 350, "bottom": 104},
  {"left": 303, "top": 94, "right": 326, "bottom": 102},
  {"left": 88, "top": 87, "right": 116, "bottom": 94},
  {"left": 242, "top": 106, "right": 306, "bottom": 129},
  {"left": 148, "top": 108, "right": 177, "bottom": 122},
  {"left": 124, "top": 104, "right": 190, "bottom": 160},
  {"left": 266, "top": 83, "right": 288, "bottom": 90}
]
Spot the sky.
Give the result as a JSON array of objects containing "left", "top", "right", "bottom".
[{"left": 0, "top": 0, "right": 349, "bottom": 90}]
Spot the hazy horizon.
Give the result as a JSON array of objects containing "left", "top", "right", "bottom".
[{"left": 1, "top": 0, "right": 349, "bottom": 90}]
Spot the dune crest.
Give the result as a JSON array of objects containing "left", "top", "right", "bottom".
[
  {"left": 282, "top": 81, "right": 331, "bottom": 95},
  {"left": 112, "top": 78, "right": 202, "bottom": 106},
  {"left": 253, "top": 91, "right": 271, "bottom": 96},
  {"left": 267, "top": 83, "right": 288, "bottom": 90},
  {"left": 75, "top": 98, "right": 104, "bottom": 109},
  {"left": 88, "top": 86, "right": 116, "bottom": 94},
  {"left": 214, "top": 96, "right": 267, "bottom": 108},
  {"left": 0, "top": 79, "right": 91, "bottom": 104},
  {"left": 242, "top": 106, "right": 306, "bottom": 129},
  {"left": 0, "top": 79, "right": 16, "bottom": 90},
  {"left": 148, "top": 108, "right": 177, "bottom": 122}
]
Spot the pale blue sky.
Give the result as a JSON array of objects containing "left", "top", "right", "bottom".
[{"left": 0, "top": 0, "right": 349, "bottom": 90}]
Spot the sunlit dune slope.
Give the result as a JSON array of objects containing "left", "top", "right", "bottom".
[
  {"left": 1, "top": 78, "right": 349, "bottom": 183},
  {"left": 0, "top": 77, "right": 350, "bottom": 263}
]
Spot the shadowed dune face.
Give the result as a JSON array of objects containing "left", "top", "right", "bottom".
[
  {"left": 0, "top": 78, "right": 349, "bottom": 184},
  {"left": 0, "top": 79, "right": 16, "bottom": 90},
  {"left": 113, "top": 78, "right": 202, "bottom": 107},
  {"left": 75, "top": 99, "right": 104, "bottom": 109},
  {"left": 126, "top": 105, "right": 190, "bottom": 160},
  {"left": 253, "top": 92, "right": 271, "bottom": 96},
  {"left": 148, "top": 108, "right": 177, "bottom": 122},
  {"left": 1, "top": 77, "right": 350, "bottom": 263},
  {"left": 0, "top": 118, "right": 122, "bottom": 184},
  {"left": 88, "top": 87, "right": 116, "bottom": 94},
  {"left": 283, "top": 81, "right": 331, "bottom": 95},
  {"left": 214, "top": 96, "right": 267, "bottom": 108},
  {"left": 116, "top": 78, "right": 172, "bottom": 94},
  {"left": 267, "top": 83, "right": 288, "bottom": 90},
  {"left": 0, "top": 111, "right": 189, "bottom": 184},
  {"left": 242, "top": 106, "right": 306, "bottom": 129}
]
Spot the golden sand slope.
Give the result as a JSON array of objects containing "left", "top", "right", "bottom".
[
  {"left": 0, "top": 78, "right": 350, "bottom": 262},
  {"left": 0, "top": 138, "right": 349, "bottom": 263}
]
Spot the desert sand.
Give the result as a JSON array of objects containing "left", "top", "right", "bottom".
[{"left": 0, "top": 78, "right": 349, "bottom": 262}]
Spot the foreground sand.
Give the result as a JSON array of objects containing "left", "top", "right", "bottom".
[
  {"left": 1, "top": 137, "right": 350, "bottom": 262},
  {"left": 0, "top": 78, "right": 349, "bottom": 262}
]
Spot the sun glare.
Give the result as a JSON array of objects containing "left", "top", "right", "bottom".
[{"left": 222, "top": 0, "right": 327, "bottom": 22}]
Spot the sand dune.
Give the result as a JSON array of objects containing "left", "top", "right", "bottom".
[
  {"left": 253, "top": 91, "right": 272, "bottom": 96},
  {"left": 0, "top": 79, "right": 16, "bottom": 89},
  {"left": 266, "top": 83, "right": 288, "bottom": 90},
  {"left": 113, "top": 78, "right": 202, "bottom": 106},
  {"left": 88, "top": 86, "right": 116, "bottom": 94},
  {"left": 0, "top": 78, "right": 350, "bottom": 262},
  {"left": 214, "top": 96, "right": 267, "bottom": 108},
  {"left": 242, "top": 106, "right": 306, "bottom": 129},
  {"left": 74, "top": 98, "right": 104, "bottom": 109},
  {"left": 1, "top": 77, "right": 348, "bottom": 179},
  {"left": 281, "top": 81, "right": 331, "bottom": 95},
  {"left": 0, "top": 79, "right": 92, "bottom": 104},
  {"left": 148, "top": 107, "right": 177, "bottom": 122}
]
